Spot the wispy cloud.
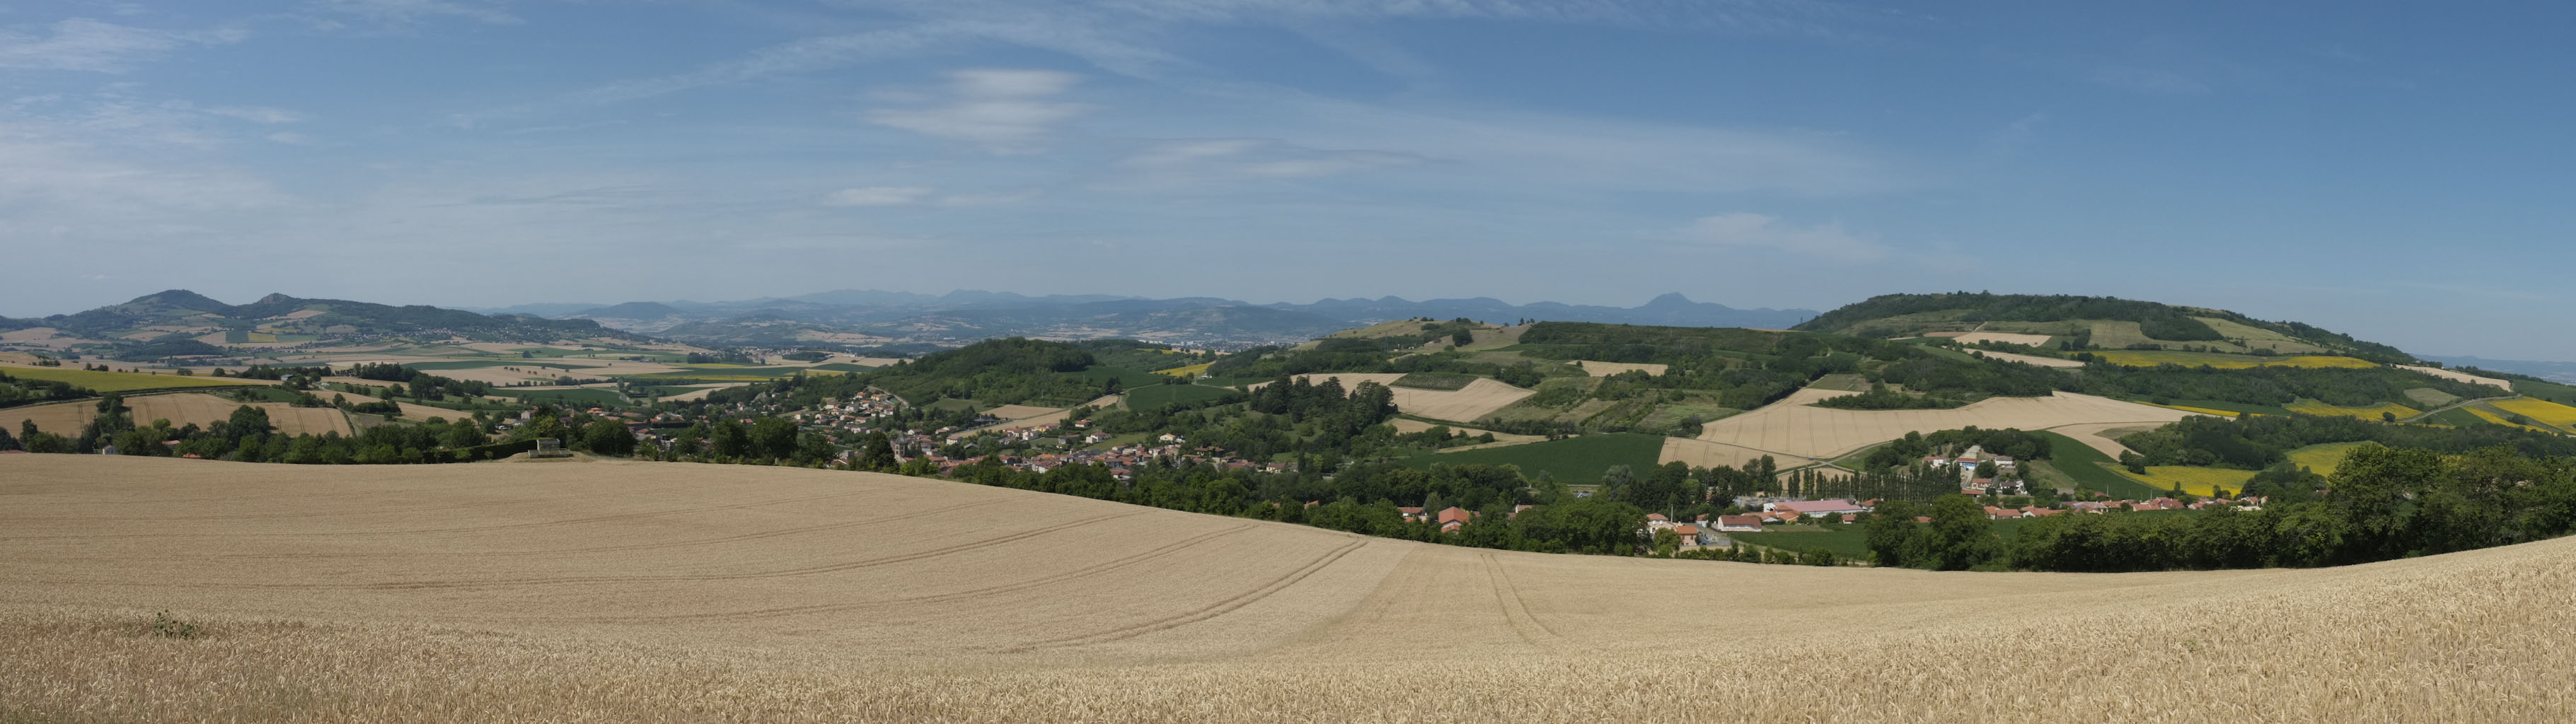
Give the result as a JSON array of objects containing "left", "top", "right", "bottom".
[
  {"left": 1119, "top": 137, "right": 1425, "bottom": 180},
  {"left": 304, "top": 0, "right": 521, "bottom": 27},
  {"left": 1676, "top": 213, "right": 1888, "bottom": 262},
  {"left": 824, "top": 186, "right": 1037, "bottom": 207},
  {"left": 204, "top": 106, "right": 307, "bottom": 124},
  {"left": 864, "top": 69, "right": 1093, "bottom": 152},
  {"left": 0, "top": 18, "right": 243, "bottom": 73}
]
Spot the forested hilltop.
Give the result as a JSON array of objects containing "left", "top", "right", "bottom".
[{"left": 1794, "top": 292, "right": 2412, "bottom": 362}]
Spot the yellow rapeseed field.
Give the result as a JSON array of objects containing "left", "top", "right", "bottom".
[
  {"left": 2147, "top": 402, "right": 2241, "bottom": 417},
  {"left": 2094, "top": 351, "right": 2378, "bottom": 370},
  {"left": 6, "top": 455, "right": 2575, "bottom": 723},
  {"left": 2490, "top": 398, "right": 2576, "bottom": 431},
  {"left": 1154, "top": 361, "right": 1214, "bottom": 378},
  {"left": 2286, "top": 399, "right": 2421, "bottom": 421},
  {"left": 2115, "top": 465, "right": 2258, "bottom": 497},
  {"left": 2470, "top": 406, "right": 2561, "bottom": 434}
]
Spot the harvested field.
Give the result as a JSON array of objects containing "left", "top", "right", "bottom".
[
  {"left": 2094, "top": 351, "right": 2377, "bottom": 370},
  {"left": 947, "top": 405, "right": 1072, "bottom": 440},
  {"left": 7, "top": 455, "right": 2576, "bottom": 723},
  {"left": 2041, "top": 423, "right": 2154, "bottom": 459},
  {"left": 1, "top": 393, "right": 350, "bottom": 438},
  {"left": 2394, "top": 364, "right": 2513, "bottom": 392},
  {"left": 659, "top": 383, "right": 750, "bottom": 402},
  {"left": 981, "top": 404, "right": 1062, "bottom": 421},
  {"left": 1388, "top": 418, "right": 1544, "bottom": 447},
  {"left": 1271, "top": 375, "right": 1537, "bottom": 424},
  {"left": 1697, "top": 388, "right": 2198, "bottom": 460},
  {"left": 1948, "top": 332, "right": 2052, "bottom": 346},
  {"left": 1658, "top": 437, "right": 1816, "bottom": 470},
  {"left": 0, "top": 327, "right": 83, "bottom": 349},
  {"left": 1965, "top": 350, "right": 2084, "bottom": 368},
  {"left": 1575, "top": 361, "right": 1668, "bottom": 377}
]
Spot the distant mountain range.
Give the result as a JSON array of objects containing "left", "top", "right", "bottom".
[
  {"left": 0, "top": 290, "right": 621, "bottom": 360},
  {"left": 462, "top": 290, "right": 1820, "bottom": 349},
  {"left": 2420, "top": 356, "right": 2576, "bottom": 385}
]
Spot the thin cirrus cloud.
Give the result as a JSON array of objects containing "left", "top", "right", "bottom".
[
  {"left": 1119, "top": 138, "right": 1426, "bottom": 180},
  {"left": 824, "top": 187, "right": 1036, "bottom": 207},
  {"left": 0, "top": 18, "right": 244, "bottom": 73},
  {"left": 862, "top": 69, "right": 1093, "bottom": 151},
  {"left": 1677, "top": 212, "right": 1888, "bottom": 262}
]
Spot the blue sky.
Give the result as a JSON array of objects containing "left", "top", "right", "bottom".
[{"left": 2, "top": 1, "right": 2570, "bottom": 360}]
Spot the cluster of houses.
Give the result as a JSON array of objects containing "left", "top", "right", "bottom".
[
  {"left": 884, "top": 440, "right": 1291, "bottom": 481},
  {"left": 1644, "top": 493, "right": 2270, "bottom": 551},
  {"left": 1922, "top": 445, "right": 2024, "bottom": 495}
]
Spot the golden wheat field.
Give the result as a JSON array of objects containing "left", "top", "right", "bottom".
[
  {"left": 1694, "top": 387, "right": 2199, "bottom": 459},
  {"left": 6, "top": 455, "right": 2576, "bottom": 723},
  {"left": 1, "top": 392, "right": 352, "bottom": 438}
]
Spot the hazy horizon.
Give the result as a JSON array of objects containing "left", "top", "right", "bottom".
[{"left": 4, "top": 1, "right": 2570, "bottom": 360}]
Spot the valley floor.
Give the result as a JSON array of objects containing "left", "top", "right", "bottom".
[{"left": 4, "top": 455, "right": 2571, "bottom": 723}]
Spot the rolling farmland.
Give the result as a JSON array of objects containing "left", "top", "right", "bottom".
[
  {"left": 5, "top": 455, "right": 2575, "bottom": 723},
  {"left": 2091, "top": 351, "right": 2378, "bottom": 370},
  {"left": 1278, "top": 374, "right": 1537, "bottom": 424},
  {"left": 2490, "top": 398, "right": 2576, "bottom": 431},
  {"left": 1693, "top": 387, "right": 2200, "bottom": 460},
  {"left": 2285, "top": 399, "right": 2421, "bottom": 421},
  {"left": 2, "top": 392, "right": 351, "bottom": 438},
  {"left": 0, "top": 366, "right": 264, "bottom": 392}
]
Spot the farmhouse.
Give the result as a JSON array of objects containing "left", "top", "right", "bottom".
[
  {"left": 1766, "top": 499, "right": 1869, "bottom": 518},
  {"left": 1716, "top": 515, "right": 1764, "bottom": 532}
]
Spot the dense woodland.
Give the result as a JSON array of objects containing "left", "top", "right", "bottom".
[{"left": 1791, "top": 292, "right": 2413, "bottom": 363}]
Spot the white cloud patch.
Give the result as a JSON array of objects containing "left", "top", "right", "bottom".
[
  {"left": 824, "top": 186, "right": 935, "bottom": 206},
  {"left": 824, "top": 186, "right": 1036, "bottom": 207},
  {"left": 0, "top": 18, "right": 243, "bottom": 73},
  {"left": 204, "top": 106, "right": 307, "bottom": 124},
  {"left": 304, "top": 0, "right": 522, "bottom": 26},
  {"left": 864, "top": 69, "right": 1092, "bottom": 152},
  {"left": 1119, "top": 137, "right": 1424, "bottom": 180},
  {"left": 1678, "top": 213, "right": 1888, "bottom": 262}
]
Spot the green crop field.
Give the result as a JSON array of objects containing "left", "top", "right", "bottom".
[
  {"left": 2287, "top": 442, "right": 2370, "bottom": 478},
  {"left": 812, "top": 363, "right": 877, "bottom": 373},
  {"left": 487, "top": 387, "right": 626, "bottom": 406},
  {"left": 1392, "top": 372, "right": 1477, "bottom": 390},
  {"left": 1125, "top": 384, "right": 1240, "bottom": 409},
  {"left": 2032, "top": 430, "right": 2165, "bottom": 499},
  {"left": 1, "top": 367, "right": 261, "bottom": 393},
  {"left": 1074, "top": 366, "right": 1165, "bottom": 389},
  {"left": 1397, "top": 433, "right": 1665, "bottom": 484},
  {"left": 623, "top": 366, "right": 857, "bottom": 382},
  {"left": 400, "top": 360, "right": 602, "bottom": 372},
  {"left": 2423, "top": 407, "right": 2491, "bottom": 428},
  {"left": 2512, "top": 379, "right": 2576, "bottom": 405}
]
